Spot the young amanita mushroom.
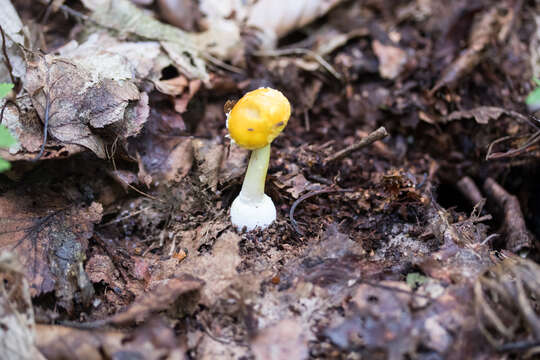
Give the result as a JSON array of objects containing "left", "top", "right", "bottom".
[{"left": 226, "top": 87, "right": 291, "bottom": 231}]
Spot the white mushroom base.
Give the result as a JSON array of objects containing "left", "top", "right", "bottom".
[{"left": 230, "top": 193, "right": 276, "bottom": 231}]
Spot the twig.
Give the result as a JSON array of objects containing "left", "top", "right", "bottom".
[
  {"left": 254, "top": 48, "right": 342, "bottom": 80},
  {"left": 456, "top": 176, "right": 484, "bottom": 206},
  {"left": 33, "top": 88, "right": 50, "bottom": 161},
  {"left": 0, "top": 99, "right": 19, "bottom": 126},
  {"left": 360, "top": 279, "right": 434, "bottom": 300},
  {"left": 486, "top": 131, "right": 540, "bottom": 160},
  {"left": 0, "top": 25, "right": 16, "bottom": 86},
  {"left": 483, "top": 177, "right": 532, "bottom": 253},
  {"left": 324, "top": 127, "right": 388, "bottom": 164},
  {"left": 498, "top": 340, "right": 540, "bottom": 353},
  {"left": 290, "top": 188, "right": 353, "bottom": 235}
]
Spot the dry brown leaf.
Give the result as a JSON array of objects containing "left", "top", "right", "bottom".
[
  {"left": 0, "top": 95, "right": 85, "bottom": 161},
  {"left": 431, "top": 7, "right": 503, "bottom": 93},
  {"left": 0, "top": 252, "right": 46, "bottom": 360},
  {"left": 24, "top": 55, "right": 140, "bottom": 158},
  {"left": 219, "top": 144, "right": 248, "bottom": 185},
  {"left": 0, "top": 0, "right": 26, "bottom": 83},
  {"left": 155, "top": 75, "right": 189, "bottom": 96},
  {"left": 175, "top": 231, "right": 241, "bottom": 306},
  {"left": 445, "top": 106, "right": 516, "bottom": 125},
  {"left": 192, "top": 138, "right": 224, "bottom": 191},
  {"left": 252, "top": 319, "right": 309, "bottom": 360},
  {"left": 280, "top": 173, "right": 321, "bottom": 199},
  {"left": 174, "top": 79, "right": 202, "bottom": 113},
  {"left": 85, "top": 254, "right": 123, "bottom": 289},
  {"left": 83, "top": 0, "right": 209, "bottom": 82},
  {"left": 326, "top": 281, "right": 414, "bottom": 359},
  {"left": 163, "top": 137, "right": 194, "bottom": 183},
  {"left": 372, "top": 40, "right": 408, "bottom": 80},
  {"left": 0, "top": 191, "right": 102, "bottom": 311},
  {"left": 111, "top": 275, "right": 204, "bottom": 325},
  {"left": 37, "top": 319, "right": 184, "bottom": 360}
]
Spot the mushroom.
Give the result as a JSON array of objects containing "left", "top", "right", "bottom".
[{"left": 226, "top": 87, "right": 291, "bottom": 230}]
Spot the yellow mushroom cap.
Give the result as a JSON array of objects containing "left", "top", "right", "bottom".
[{"left": 227, "top": 88, "right": 291, "bottom": 150}]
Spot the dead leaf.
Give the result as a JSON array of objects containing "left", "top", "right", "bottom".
[
  {"left": 85, "top": 254, "right": 122, "bottom": 288},
  {"left": 280, "top": 173, "right": 321, "bottom": 199},
  {"left": 175, "top": 231, "right": 241, "bottom": 306},
  {"left": 0, "top": 95, "right": 85, "bottom": 161},
  {"left": 197, "top": 335, "right": 249, "bottom": 360},
  {"left": 245, "top": 0, "right": 345, "bottom": 48},
  {"left": 219, "top": 144, "right": 248, "bottom": 185},
  {"left": 83, "top": 0, "right": 209, "bottom": 82},
  {"left": 431, "top": 8, "right": 503, "bottom": 93},
  {"left": 174, "top": 79, "right": 202, "bottom": 113},
  {"left": 155, "top": 75, "right": 189, "bottom": 96},
  {"left": 372, "top": 40, "right": 408, "bottom": 79},
  {"left": 252, "top": 319, "right": 309, "bottom": 360},
  {"left": 0, "top": 191, "right": 102, "bottom": 311},
  {"left": 0, "top": 0, "right": 27, "bottom": 83},
  {"left": 0, "top": 252, "right": 46, "bottom": 360},
  {"left": 163, "top": 137, "right": 194, "bottom": 183},
  {"left": 111, "top": 275, "right": 204, "bottom": 325},
  {"left": 192, "top": 138, "right": 224, "bottom": 191},
  {"left": 445, "top": 106, "right": 507, "bottom": 124},
  {"left": 37, "top": 318, "right": 184, "bottom": 360},
  {"left": 326, "top": 282, "right": 414, "bottom": 360},
  {"left": 24, "top": 53, "right": 141, "bottom": 158}
]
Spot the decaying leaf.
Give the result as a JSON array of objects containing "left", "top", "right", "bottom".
[
  {"left": 326, "top": 281, "right": 415, "bottom": 359},
  {"left": 0, "top": 0, "right": 27, "bottom": 83},
  {"left": 24, "top": 48, "right": 144, "bottom": 158},
  {"left": 445, "top": 106, "right": 514, "bottom": 125},
  {"left": 37, "top": 318, "right": 185, "bottom": 360},
  {"left": 174, "top": 231, "right": 241, "bottom": 306},
  {"left": 192, "top": 138, "right": 224, "bottom": 191},
  {"left": 475, "top": 254, "right": 540, "bottom": 351},
  {"left": 82, "top": 0, "right": 209, "bottom": 82},
  {"left": 252, "top": 319, "right": 309, "bottom": 360},
  {"left": 245, "top": 0, "right": 346, "bottom": 49},
  {"left": 0, "top": 190, "right": 102, "bottom": 311},
  {"left": 111, "top": 275, "right": 204, "bottom": 325},
  {"left": 0, "top": 252, "right": 45, "bottom": 360},
  {"left": 431, "top": 7, "right": 504, "bottom": 93},
  {"left": 372, "top": 40, "right": 408, "bottom": 80}
]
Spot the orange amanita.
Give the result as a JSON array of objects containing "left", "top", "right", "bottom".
[{"left": 226, "top": 88, "right": 291, "bottom": 230}]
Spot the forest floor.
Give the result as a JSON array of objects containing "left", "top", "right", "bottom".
[{"left": 1, "top": 0, "right": 540, "bottom": 359}]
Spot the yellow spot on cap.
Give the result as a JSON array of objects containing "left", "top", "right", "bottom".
[{"left": 227, "top": 88, "right": 291, "bottom": 150}]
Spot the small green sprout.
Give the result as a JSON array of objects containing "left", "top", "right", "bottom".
[
  {"left": 526, "top": 78, "right": 540, "bottom": 112},
  {"left": 406, "top": 272, "right": 428, "bottom": 289},
  {"left": 0, "top": 83, "right": 16, "bottom": 172}
]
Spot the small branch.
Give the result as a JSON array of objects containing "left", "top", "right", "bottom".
[
  {"left": 483, "top": 177, "right": 533, "bottom": 254},
  {"left": 324, "top": 127, "right": 388, "bottom": 164},
  {"left": 0, "top": 25, "right": 16, "bottom": 86},
  {"left": 254, "top": 48, "right": 342, "bottom": 80},
  {"left": 456, "top": 176, "right": 484, "bottom": 206}
]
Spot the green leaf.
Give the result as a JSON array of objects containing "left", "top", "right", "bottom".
[
  {"left": 0, "top": 158, "right": 10, "bottom": 172},
  {"left": 526, "top": 87, "right": 540, "bottom": 112},
  {"left": 406, "top": 272, "right": 427, "bottom": 289},
  {"left": 0, "top": 83, "right": 14, "bottom": 99},
  {"left": 0, "top": 125, "right": 16, "bottom": 148},
  {"left": 526, "top": 87, "right": 540, "bottom": 106},
  {"left": 534, "top": 78, "right": 540, "bottom": 87}
]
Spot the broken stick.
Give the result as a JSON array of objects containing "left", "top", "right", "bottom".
[
  {"left": 324, "top": 127, "right": 388, "bottom": 164},
  {"left": 483, "top": 177, "right": 533, "bottom": 254}
]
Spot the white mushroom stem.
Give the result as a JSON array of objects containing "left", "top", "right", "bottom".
[{"left": 230, "top": 144, "right": 276, "bottom": 230}]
